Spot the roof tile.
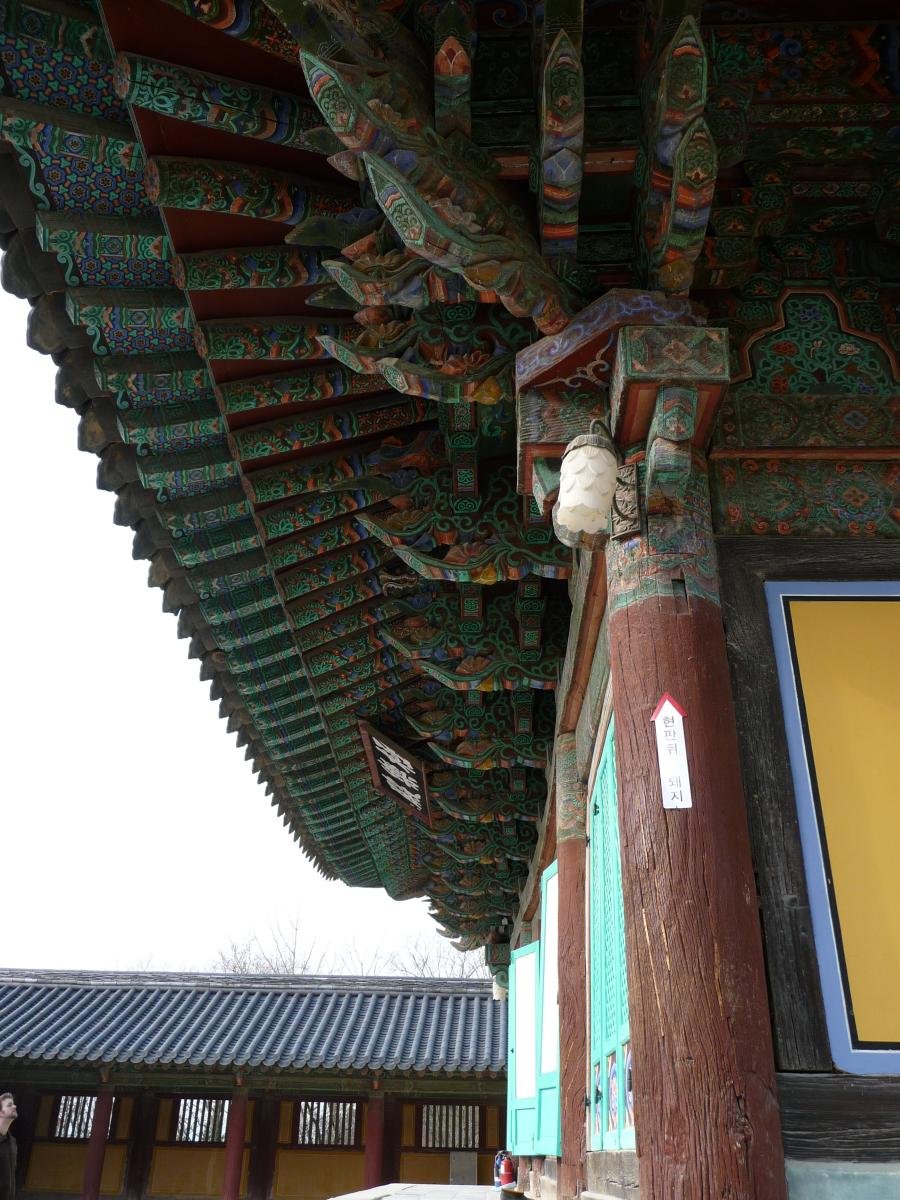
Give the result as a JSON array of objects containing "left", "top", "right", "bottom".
[{"left": 0, "top": 970, "right": 506, "bottom": 1076}]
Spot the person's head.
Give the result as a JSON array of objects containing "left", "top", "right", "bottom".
[{"left": 0, "top": 1093, "right": 15, "bottom": 1128}]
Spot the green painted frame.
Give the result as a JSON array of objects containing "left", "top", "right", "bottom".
[
  {"left": 589, "top": 721, "right": 634, "bottom": 1151},
  {"left": 534, "top": 860, "right": 561, "bottom": 1156},
  {"left": 507, "top": 940, "right": 539, "bottom": 1154}
]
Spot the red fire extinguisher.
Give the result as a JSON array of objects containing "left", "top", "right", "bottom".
[{"left": 499, "top": 1152, "right": 516, "bottom": 1188}]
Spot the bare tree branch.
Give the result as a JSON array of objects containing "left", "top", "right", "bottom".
[
  {"left": 385, "top": 940, "right": 490, "bottom": 980},
  {"left": 212, "top": 916, "right": 489, "bottom": 980},
  {"left": 213, "top": 914, "right": 328, "bottom": 975},
  {"left": 334, "top": 943, "right": 391, "bottom": 976}
]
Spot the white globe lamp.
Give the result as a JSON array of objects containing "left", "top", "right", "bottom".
[{"left": 552, "top": 420, "right": 619, "bottom": 550}]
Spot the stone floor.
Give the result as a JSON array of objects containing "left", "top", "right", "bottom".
[{"left": 330, "top": 1185, "right": 500, "bottom": 1200}]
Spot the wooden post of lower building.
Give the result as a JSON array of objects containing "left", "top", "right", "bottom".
[
  {"left": 124, "top": 1091, "right": 157, "bottom": 1200},
  {"left": 604, "top": 336, "right": 787, "bottom": 1197},
  {"left": 382, "top": 1095, "right": 401, "bottom": 1184},
  {"left": 247, "top": 1095, "right": 278, "bottom": 1200},
  {"left": 222, "top": 1089, "right": 248, "bottom": 1200},
  {"left": 82, "top": 1087, "right": 114, "bottom": 1200},
  {"left": 364, "top": 1086, "right": 386, "bottom": 1188},
  {"left": 555, "top": 733, "right": 587, "bottom": 1200}
]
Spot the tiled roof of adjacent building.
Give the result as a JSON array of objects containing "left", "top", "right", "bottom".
[{"left": 0, "top": 970, "right": 506, "bottom": 1076}]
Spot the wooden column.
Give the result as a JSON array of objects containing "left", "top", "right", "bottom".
[
  {"left": 82, "top": 1087, "right": 114, "bottom": 1200},
  {"left": 605, "top": 427, "right": 787, "bottom": 1192},
  {"left": 222, "top": 1090, "right": 248, "bottom": 1200},
  {"left": 124, "top": 1092, "right": 157, "bottom": 1200},
  {"left": 555, "top": 735, "right": 587, "bottom": 1200},
  {"left": 382, "top": 1095, "right": 401, "bottom": 1184},
  {"left": 247, "top": 1095, "right": 278, "bottom": 1200},
  {"left": 364, "top": 1087, "right": 386, "bottom": 1188}
]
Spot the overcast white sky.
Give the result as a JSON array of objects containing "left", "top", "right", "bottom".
[{"left": 0, "top": 285, "right": 448, "bottom": 975}]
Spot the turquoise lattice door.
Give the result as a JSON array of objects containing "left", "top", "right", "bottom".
[
  {"left": 534, "top": 860, "right": 560, "bottom": 1155},
  {"left": 507, "top": 941, "right": 539, "bottom": 1154},
  {"left": 589, "top": 722, "right": 635, "bottom": 1150}
]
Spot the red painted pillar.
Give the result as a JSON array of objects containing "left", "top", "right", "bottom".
[
  {"left": 606, "top": 452, "right": 787, "bottom": 1199},
  {"left": 222, "top": 1091, "right": 248, "bottom": 1200},
  {"left": 555, "top": 734, "right": 587, "bottom": 1200},
  {"left": 364, "top": 1088, "right": 386, "bottom": 1188},
  {"left": 82, "top": 1088, "right": 113, "bottom": 1200}
]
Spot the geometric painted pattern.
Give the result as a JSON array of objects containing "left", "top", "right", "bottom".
[
  {"left": 37, "top": 149, "right": 150, "bottom": 217},
  {"left": 0, "top": 35, "right": 125, "bottom": 121},
  {"left": 711, "top": 459, "right": 899, "bottom": 537}
]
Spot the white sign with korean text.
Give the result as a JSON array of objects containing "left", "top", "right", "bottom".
[
  {"left": 650, "top": 693, "right": 693, "bottom": 809},
  {"left": 358, "top": 719, "right": 432, "bottom": 825},
  {"left": 371, "top": 734, "right": 424, "bottom": 812}
]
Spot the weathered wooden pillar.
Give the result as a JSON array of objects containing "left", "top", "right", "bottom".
[
  {"left": 247, "top": 1095, "right": 278, "bottom": 1200},
  {"left": 364, "top": 1087, "right": 386, "bottom": 1188},
  {"left": 382, "top": 1095, "right": 402, "bottom": 1184},
  {"left": 222, "top": 1090, "right": 248, "bottom": 1200},
  {"left": 124, "top": 1092, "right": 158, "bottom": 1200},
  {"left": 555, "top": 734, "right": 587, "bottom": 1200},
  {"left": 82, "top": 1087, "right": 114, "bottom": 1200},
  {"left": 606, "top": 326, "right": 787, "bottom": 1198}
]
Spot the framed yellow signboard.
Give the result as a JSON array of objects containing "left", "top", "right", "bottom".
[{"left": 767, "top": 582, "right": 900, "bottom": 1073}]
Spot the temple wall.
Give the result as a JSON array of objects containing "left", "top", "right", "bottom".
[
  {"left": 720, "top": 540, "right": 900, "bottom": 1156},
  {"left": 9, "top": 1082, "right": 505, "bottom": 1200},
  {"left": 25, "top": 1144, "right": 126, "bottom": 1195},
  {"left": 272, "top": 1150, "right": 364, "bottom": 1199},
  {"left": 396, "top": 1152, "right": 495, "bottom": 1185},
  {"left": 146, "top": 1148, "right": 244, "bottom": 1197}
]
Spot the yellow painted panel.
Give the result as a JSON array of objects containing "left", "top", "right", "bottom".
[
  {"left": 156, "top": 1099, "right": 172, "bottom": 1142},
  {"left": 273, "top": 1149, "right": 364, "bottom": 1200},
  {"left": 101, "top": 1144, "right": 127, "bottom": 1194},
  {"left": 278, "top": 1101, "right": 293, "bottom": 1144},
  {"left": 26, "top": 1141, "right": 126, "bottom": 1194},
  {"left": 477, "top": 1154, "right": 495, "bottom": 1185},
  {"left": 116, "top": 1097, "right": 134, "bottom": 1141},
  {"left": 789, "top": 598, "right": 900, "bottom": 1042},
  {"left": 401, "top": 1104, "right": 415, "bottom": 1147},
  {"left": 485, "top": 1106, "right": 499, "bottom": 1148},
  {"left": 36, "top": 1096, "right": 52, "bottom": 1139},
  {"left": 147, "top": 1146, "right": 249, "bottom": 1197},
  {"left": 399, "top": 1153, "right": 450, "bottom": 1184},
  {"left": 26, "top": 1143, "right": 87, "bottom": 1192}
]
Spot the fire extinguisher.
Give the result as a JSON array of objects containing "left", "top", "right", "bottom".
[{"left": 498, "top": 1152, "right": 516, "bottom": 1188}]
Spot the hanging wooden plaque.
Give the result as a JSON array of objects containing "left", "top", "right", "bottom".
[{"left": 359, "top": 721, "right": 432, "bottom": 826}]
